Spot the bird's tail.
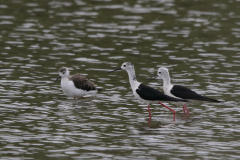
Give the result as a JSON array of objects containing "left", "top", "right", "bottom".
[
  {"left": 165, "top": 95, "right": 188, "bottom": 102},
  {"left": 205, "top": 97, "right": 222, "bottom": 103},
  {"left": 175, "top": 98, "right": 188, "bottom": 102},
  {"left": 96, "top": 87, "right": 103, "bottom": 92}
]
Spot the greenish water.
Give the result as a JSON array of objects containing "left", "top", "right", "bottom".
[{"left": 0, "top": 0, "right": 240, "bottom": 159}]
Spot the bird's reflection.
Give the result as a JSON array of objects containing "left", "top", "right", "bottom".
[
  {"left": 55, "top": 97, "right": 98, "bottom": 117},
  {"left": 137, "top": 118, "right": 174, "bottom": 132},
  {"left": 137, "top": 112, "right": 194, "bottom": 132}
]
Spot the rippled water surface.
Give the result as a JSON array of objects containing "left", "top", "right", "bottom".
[{"left": 1, "top": 0, "right": 240, "bottom": 159}]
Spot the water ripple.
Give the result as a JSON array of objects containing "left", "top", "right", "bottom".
[{"left": 0, "top": 0, "right": 239, "bottom": 159}]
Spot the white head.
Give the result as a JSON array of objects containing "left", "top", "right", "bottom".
[
  {"left": 109, "top": 62, "right": 135, "bottom": 72},
  {"left": 157, "top": 67, "right": 170, "bottom": 80},
  {"left": 120, "top": 62, "right": 135, "bottom": 71},
  {"left": 58, "top": 67, "right": 70, "bottom": 78},
  {"left": 108, "top": 62, "right": 137, "bottom": 81},
  {"left": 54, "top": 67, "right": 70, "bottom": 82}
]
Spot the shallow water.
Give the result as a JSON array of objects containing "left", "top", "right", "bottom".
[{"left": 1, "top": 0, "right": 240, "bottom": 159}]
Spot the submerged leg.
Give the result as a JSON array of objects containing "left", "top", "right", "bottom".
[
  {"left": 159, "top": 102, "right": 176, "bottom": 121},
  {"left": 148, "top": 105, "right": 152, "bottom": 119},
  {"left": 184, "top": 104, "right": 190, "bottom": 115},
  {"left": 147, "top": 118, "right": 151, "bottom": 127},
  {"left": 183, "top": 105, "right": 186, "bottom": 114}
]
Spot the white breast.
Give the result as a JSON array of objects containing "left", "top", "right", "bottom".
[
  {"left": 130, "top": 81, "right": 142, "bottom": 100},
  {"left": 163, "top": 84, "right": 180, "bottom": 99},
  {"left": 163, "top": 84, "right": 174, "bottom": 97},
  {"left": 131, "top": 82, "right": 153, "bottom": 105},
  {"left": 61, "top": 77, "right": 90, "bottom": 98}
]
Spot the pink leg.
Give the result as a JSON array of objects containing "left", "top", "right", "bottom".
[
  {"left": 184, "top": 104, "right": 190, "bottom": 115},
  {"left": 159, "top": 102, "right": 176, "bottom": 121},
  {"left": 147, "top": 118, "right": 151, "bottom": 127},
  {"left": 183, "top": 106, "right": 186, "bottom": 114},
  {"left": 148, "top": 105, "right": 152, "bottom": 119}
]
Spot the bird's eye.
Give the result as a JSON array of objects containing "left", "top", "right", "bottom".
[
  {"left": 159, "top": 72, "right": 161, "bottom": 74},
  {"left": 123, "top": 65, "right": 126, "bottom": 67}
]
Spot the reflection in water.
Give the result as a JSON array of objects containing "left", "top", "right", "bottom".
[
  {"left": 0, "top": 0, "right": 240, "bottom": 159},
  {"left": 140, "top": 118, "right": 177, "bottom": 130}
]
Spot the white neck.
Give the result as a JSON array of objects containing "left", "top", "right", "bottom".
[
  {"left": 126, "top": 68, "right": 140, "bottom": 89},
  {"left": 61, "top": 76, "right": 70, "bottom": 80},
  {"left": 162, "top": 74, "right": 171, "bottom": 86}
]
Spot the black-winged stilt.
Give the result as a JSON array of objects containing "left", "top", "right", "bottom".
[
  {"left": 108, "top": 62, "right": 187, "bottom": 121},
  {"left": 148, "top": 67, "right": 221, "bottom": 114},
  {"left": 55, "top": 67, "right": 101, "bottom": 99}
]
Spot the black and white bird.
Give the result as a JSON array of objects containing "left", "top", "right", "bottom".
[
  {"left": 148, "top": 67, "right": 221, "bottom": 114},
  {"left": 108, "top": 62, "right": 187, "bottom": 121},
  {"left": 55, "top": 67, "right": 101, "bottom": 99}
]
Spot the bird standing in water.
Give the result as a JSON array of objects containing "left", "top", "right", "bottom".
[
  {"left": 55, "top": 67, "right": 101, "bottom": 99},
  {"left": 109, "top": 62, "right": 187, "bottom": 121},
  {"left": 148, "top": 67, "right": 221, "bottom": 114}
]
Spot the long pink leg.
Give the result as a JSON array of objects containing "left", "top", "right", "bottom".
[
  {"left": 183, "top": 104, "right": 190, "bottom": 115},
  {"left": 159, "top": 102, "right": 176, "bottom": 121},
  {"left": 148, "top": 105, "right": 152, "bottom": 119}
]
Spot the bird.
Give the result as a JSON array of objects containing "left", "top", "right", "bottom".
[
  {"left": 108, "top": 62, "right": 187, "bottom": 121},
  {"left": 147, "top": 67, "right": 221, "bottom": 114},
  {"left": 54, "top": 67, "right": 101, "bottom": 99}
]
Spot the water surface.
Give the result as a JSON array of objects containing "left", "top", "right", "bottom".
[{"left": 0, "top": 0, "right": 240, "bottom": 159}]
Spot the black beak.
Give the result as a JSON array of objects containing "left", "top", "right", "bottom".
[
  {"left": 145, "top": 75, "right": 158, "bottom": 83},
  {"left": 54, "top": 76, "right": 61, "bottom": 82},
  {"left": 108, "top": 68, "right": 122, "bottom": 73}
]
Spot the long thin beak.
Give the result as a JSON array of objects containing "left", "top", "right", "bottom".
[
  {"left": 108, "top": 68, "right": 122, "bottom": 73},
  {"left": 54, "top": 76, "right": 61, "bottom": 82},
  {"left": 145, "top": 75, "right": 158, "bottom": 83}
]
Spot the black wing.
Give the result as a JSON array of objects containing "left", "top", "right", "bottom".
[
  {"left": 136, "top": 84, "right": 186, "bottom": 102},
  {"left": 70, "top": 74, "right": 96, "bottom": 91},
  {"left": 171, "top": 85, "right": 220, "bottom": 102}
]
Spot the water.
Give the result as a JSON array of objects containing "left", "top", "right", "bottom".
[{"left": 0, "top": 0, "right": 240, "bottom": 159}]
